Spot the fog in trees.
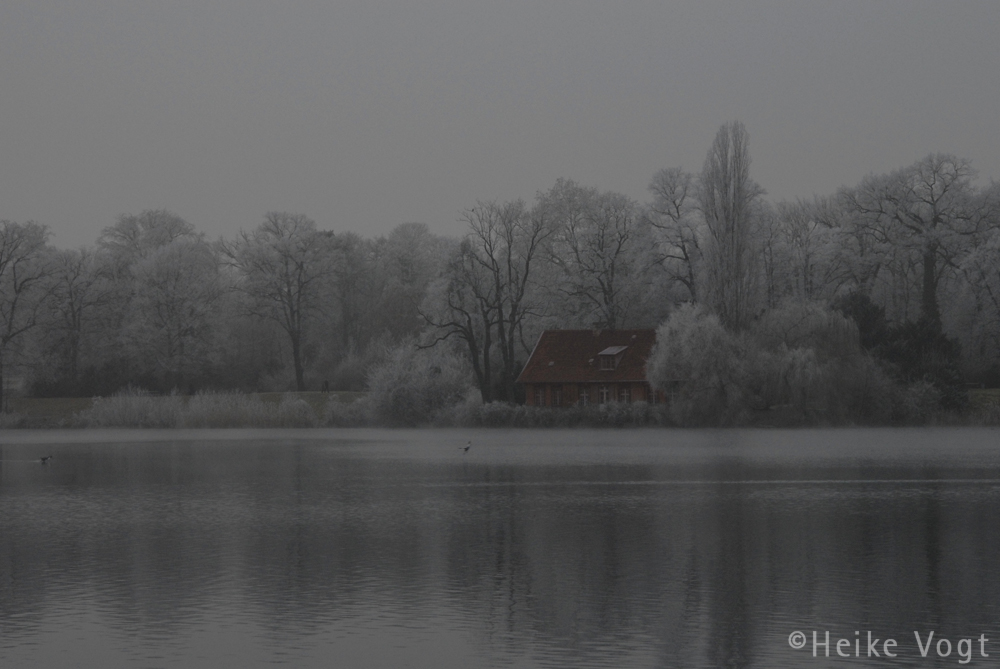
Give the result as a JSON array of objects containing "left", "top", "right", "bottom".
[
  {"left": 0, "top": 221, "right": 51, "bottom": 410},
  {"left": 2, "top": 121, "right": 999, "bottom": 422}
]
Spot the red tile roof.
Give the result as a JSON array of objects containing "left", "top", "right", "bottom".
[{"left": 516, "top": 329, "right": 657, "bottom": 384}]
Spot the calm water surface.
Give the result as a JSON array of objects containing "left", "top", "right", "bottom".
[{"left": 2, "top": 427, "right": 1000, "bottom": 668}]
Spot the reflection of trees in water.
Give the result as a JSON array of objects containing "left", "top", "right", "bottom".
[
  {"left": 3, "top": 444, "right": 1000, "bottom": 664},
  {"left": 704, "top": 483, "right": 755, "bottom": 668}
]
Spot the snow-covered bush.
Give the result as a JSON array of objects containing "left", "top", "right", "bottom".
[
  {"left": 365, "top": 342, "right": 474, "bottom": 426},
  {"left": 646, "top": 305, "right": 754, "bottom": 425},
  {"left": 647, "top": 302, "right": 902, "bottom": 425}
]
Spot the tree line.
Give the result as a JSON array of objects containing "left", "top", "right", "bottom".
[{"left": 2, "top": 120, "right": 998, "bottom": 417}]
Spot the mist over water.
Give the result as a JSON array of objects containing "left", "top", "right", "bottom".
[{"left": 2, "top": 428, "right": 999, "bottom": 668}]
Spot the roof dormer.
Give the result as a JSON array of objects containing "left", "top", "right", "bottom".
[{"left": 597, "top": 345, "right": 627, "bottom": 370}]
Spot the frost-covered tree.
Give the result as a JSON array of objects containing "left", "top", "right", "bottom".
[
  {"left": 840, "top": 154, "right": 996, "bottom": 327},
  {"left": 422, "top": 200, "right": 547, "bottom": 402},
  {"left": 377, "top": 222, "right": 452, "bottom": 340},
  {"left": 0, "top": 221, "right": 52, "bottom": 410},
  {"left": 539, "top": 179, "right": 651, "bottom": 329},
  {"left": 99, "top": 209, "right": 199, "bottom": 276},
  {"left": 326, "top": 231, "right": 371, "bottom": 351},
  {"left": 44, "top": 247, "right": 114, "bottom": 388},
  {"left": 222, "top": 213, "right": 332, "bottom": 391},
  {"left": 646, "top": 167, "right": 702, "bottom": 303},
  {"left": 126, "top": 239, "right": 222, "bottom": 390},
  {"left": 421, "top": 240, "right": 498, "bottom": 402},
  {"left": 646, "top": 304, "right": 750, "bottom": 424},
  {"left": 95, "top": 210, "right": 204, "bottom": 384},
  {"left": 959, "top": 227, "right": 1000, "bottom": 371},
  {"left": 755, "top": 199, "right": 841, "bottom": 308}
]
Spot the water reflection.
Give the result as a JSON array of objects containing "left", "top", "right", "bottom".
[{"left": 1, "top": 429, "right": 1000, "bottom": 667}]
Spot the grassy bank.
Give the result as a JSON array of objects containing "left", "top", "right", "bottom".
[
  {"left": 0, "top": 388, "right": 997, "bottom": 429},
  {"left": 2, "top": 391, "right": 365, "bottom": 428}
]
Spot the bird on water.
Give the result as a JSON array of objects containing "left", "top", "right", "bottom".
[{"left": 40, "top": 455, "right": 53, "bottom": 464}]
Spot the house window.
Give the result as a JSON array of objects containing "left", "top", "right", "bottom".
[
  {"left": 599, "top": 355, "right": 615, "bottom": 370},
  {"left": 534, "top": 386, "right": 546, "bottom": 406},
  {"left": 619, "top": 386, "right": 631, "bottom": 403},
  {"left": 579, "top": 387, "right": 590, "bottom": 406},
  {"left": 598, "top": 385, "right": 610, "bottom": 404},
  {"left": 551, "top": 386, "right": 563, "bottom": 407}
]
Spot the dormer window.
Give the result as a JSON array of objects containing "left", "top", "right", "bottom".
[{"left": 597, "top": 346, "right": 627, "bottom": 370}]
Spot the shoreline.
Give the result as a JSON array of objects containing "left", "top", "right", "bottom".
[{"left": 1, "top": 389, "right": 998, "bottom": 430}]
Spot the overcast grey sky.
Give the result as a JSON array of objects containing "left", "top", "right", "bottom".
[{"left": 1, "top": 0, "right": 997, "bottom": 247}]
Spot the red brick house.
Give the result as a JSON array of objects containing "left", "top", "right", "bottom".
[{"left": 516, "top": 329, "right": 663, "bottom": 407}]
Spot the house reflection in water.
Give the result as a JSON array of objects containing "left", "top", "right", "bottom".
[{"left": 516, "top": 329, "right": 664, "bottom": 407}]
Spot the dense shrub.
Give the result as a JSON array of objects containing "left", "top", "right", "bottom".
[
  {"left": 646, "top": 305, "right": 756, "bottom": 425},
  {"left": 329, "top": 352, "right": 370, "bottom": 391},
  {"left": 895, "top": 380, "right": 943, "bottom": 423},
  {"left": 879, "top": 318, "right": 967, "bottom": 410},
  {"left": 748, "top": 301, "right": 900, "bottom": 423},
  {"left": 323, "top": 395, "right": 374, "bottom": 427},
  {"left": 364, "top": 342, "right": 473, "bottom": 426},
  {"left": 753, "top": 301, "right": 861, "bottom": 359},
  {"left": 647, "top": 302, "right": 904, "bottom": 426},
  {"left": 835, "top": 292, "right": 968, "bottom": 411},
  {"left": 832, "top": 291, "right": 889, "bottom": 352}
]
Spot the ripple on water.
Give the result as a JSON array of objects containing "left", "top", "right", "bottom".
[{"left": 3, "top": 429, "right": 1000, "bottom": 668}]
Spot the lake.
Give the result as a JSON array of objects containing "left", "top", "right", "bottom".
[{"left": 2, "top": 427, "right": 1000, "bottom": 668}]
